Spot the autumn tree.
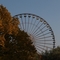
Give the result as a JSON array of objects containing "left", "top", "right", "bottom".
[
  {"left": 0, "top": 5, "right": 37, "bottom": 60},
  {"left": 0, "top": 5, "right": 19, "bottom": 47}
]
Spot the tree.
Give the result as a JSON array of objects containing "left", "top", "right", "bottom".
[
  {"left": 0, "top": 5, "right": 19, "bottom": 47},
  {"left": 3, "top": 30, "right": 37, "bottom": 60},
  {"left": 0, "top": 5, "right": 37, "bottom": 60},
  {"left": 41, "top": 46, "right": 60, "bottom": 60}
]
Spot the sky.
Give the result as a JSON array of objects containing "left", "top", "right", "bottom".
[{"left": 0, "top": 0, "right": 60, "bottom": 47}]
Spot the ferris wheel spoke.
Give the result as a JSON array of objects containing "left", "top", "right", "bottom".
[
  {"left": 39, "top": 29, "right": 49, "bottom": 34},
  {"left": 32, "top": 25, "right": 47, "bottom": 35},
  {"left": 30, "top": 18, "right": 37, "bottom": 33},
  {"left": 37, "top": 36, "right": 52, "bottom": 39},
  {"left": 36, "top": 47, "right": 45, "bottom": 53},
  {"left": 24, "top": 15, "right": 26, "bottom": 31},
  {"left": 36, "top": 44, "right": 52, "bottom": 49},
  {"left": 34, "top": 32, "right": 51, "bottom": 38},
  {"left": 36, "top": 45, "right": 47, "bottom": 51},
  {"left": 35, "top": 40, "right": 50, "bottom": 43},
  {"left": 20, "top": 15, "right": 24, "bottom": 30},
  {"left": 27, "top": 17, "right": 29, "bottom": 33},
  {"left": 36, "top": 42, "right": 53, "bottom": 45},
  {"left": 29, "top": 17, "right": 33, "bottom": 33},
  {"left": 31, "top": 23, "right": 44, "bottom": 34},
  {"left": 33, "top": 29, "right": 49, "bottom": 37},
  {"left": 20, "top": 15, "right": 23, "bottom": 29},
  {"left": 34, "top": 35, "right": 52, "bottom": 40},
  {"left": 31, "top": 21, "right": 40, "bottom": 34},
  {"left": 35, "top": 39, "right": 53, "bottom": 41},
  {"left": 31, "top": 19, "right": 38, "bottom": 33}
]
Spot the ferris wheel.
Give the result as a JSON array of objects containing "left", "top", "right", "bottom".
[{"left": 13, "top": 13, "right": 55, "bottom": 53}]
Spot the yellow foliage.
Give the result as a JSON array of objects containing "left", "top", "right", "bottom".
[{"left": 0, "top": 5, "right": 20, "bottom": 47}]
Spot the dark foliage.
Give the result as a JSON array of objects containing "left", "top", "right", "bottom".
[
  {"left": 41, "top": 46, "right": 60, "bottom": 60},
  {"left": 0, "top": 30, "right": 37, "bottom": 60}
]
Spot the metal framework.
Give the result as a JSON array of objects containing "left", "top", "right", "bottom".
[{"left": 13, "top": 13, "right": 55, "bottom": 53}]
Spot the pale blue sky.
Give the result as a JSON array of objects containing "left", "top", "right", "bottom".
[{"left": 0, "top": 0, "right": 60, "bottom": 47}]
